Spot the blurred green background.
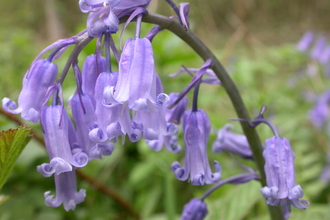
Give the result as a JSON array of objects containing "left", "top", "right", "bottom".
[{"left": 0, "top": 0, "right": 330, "bottom": 219}]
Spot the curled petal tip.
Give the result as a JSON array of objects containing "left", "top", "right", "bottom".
[
  {"left": 89, "top": 128, "right": 108, "bottom": 142},
  {"left": 191, "top": 174, "right": 205, "bottom": 186},
  {"left": 2, "top": 98, "right": 21, "bottom": 114}
]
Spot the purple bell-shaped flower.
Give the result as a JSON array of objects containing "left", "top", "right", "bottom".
[
  {"left": 180, "top": 198, "right": 208, "bottom": 220},
  {"left": 2, "top": 59, "right": 58, "bottom": 123},
  {"left": 171, "top": 109, "right": 221, "bottom": 185},
  {"left": 212, "top": 124, "right": 253, "bottom": 159},
  {"left": 44, "top": 169, "right": 86, "bottom": 211},
  {"left": 37, "top": 105, "right": 89, "bottom": 177}
]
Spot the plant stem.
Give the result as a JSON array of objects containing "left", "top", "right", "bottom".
[{"left": 141, "top": 12, "right": 284, "bottom": 220}]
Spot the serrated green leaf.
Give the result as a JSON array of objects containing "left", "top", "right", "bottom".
[{"left": 0, "top": 125, "right": 32, "bottom": 190}]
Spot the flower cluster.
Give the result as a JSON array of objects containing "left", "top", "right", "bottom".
[
  {"left": 1, "top": 1, "right": 311, "bottom": 219},
  {"left": 297, "top": 32, "right": 330, "bottom": 183},
  {"left": 2, "top": 0, "right": 224, "bottom": 211},
  {"left": 297, "top": 31, "right": 330, "bottom": 77}
]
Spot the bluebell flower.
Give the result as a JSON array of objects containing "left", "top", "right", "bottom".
[
  {"left": 321, "top": 166, "right": 330, "bottom": 183},
  {"left": 89, "top": 70, "right": 120, "bottom": 143},
  {"left": 319, "top": 46, "right": 330, "bottom": 65},
  {"left": 44, "top": 169, "right": 86, "bottom": 211},
  {"left": 171, "top": 109, "right": 221, "bottom": 185},
  {"left": 296, "top": 31, "right": 314, "bottom": 52},
  {"left": 81, "top": 54, "right": 106, "bottom": 98},
  {"left": 311, "top": 36, "right": 327, "bottom": 61},
  {"left": 180, "top": 198, "right": 208, "bottom": 220},
  {"left": 37, "top": 104, "right": 89, "bottom": 177},
  {"left": 309, "top": 89, "right": 330, "bottom": 128},
  {"left": 2, "top": 59, "right": 58, "bottom": 123},
  {"left": 261, "top": 137, "right": 309, "bottom": 218},
  {"left": 212, "top": 124, "right": 252, "bottom": 159},
  {"left": 145, "top": 93, "right": 188, "bottom": 153},
  {"left": 69, "top": 92, "right": 115, "bottom": 160},
  {"left": 112, "top": 38, "right": 165, "bottom": 111},
  {"left": 69, "top": 92, "right": 96, "bottom": 155},
  {"left": 79, "top": 0, "right": 151, "bottom": 37}
]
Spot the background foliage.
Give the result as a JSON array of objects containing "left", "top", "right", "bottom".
[{"left": 0, "top": 0, "right": 330, "bottom": 220}]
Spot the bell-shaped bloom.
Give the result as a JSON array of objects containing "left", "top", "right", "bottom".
[
  {"left": 146, "top": 134, "right": 181, "bottom": 153},
  {"left": 2, "top": 59, "right": 57, "bottom": 123},
  {"left": 212, "top": 124, "right": 252, "bottom": 159},
  {"left": 90, "top": 71, "right": 120, "bottom": 142},
  {"left": 296, "top": 31, "right": 314, "bottom": 52},
  {"left": 311, "top": 36, "right": 327, "bottom": 61},
  {"left": 171, "top": 109, "right": 221, "bottom": 185},
  {"left": 132, "top": 93, "right": 173, "bottom": 138},
  {"left": 44, "top": 169, "right": 86, "bottom": 211},
  {"left": 112, "top": 38, "right": 160, "bottom": 111},
  {"left": 113, "top": 0, "right": 151, "bottom": 17},
  {"left": 180, "top": 198, "right": 208, "bottom": 220},
  {"left": 321, "top": 166, "right": 330, "bottom": 183},
  {"left": 69, "top": 92, "right": 98, "bottom": 156},
  {"left": 309, "top": 90, "right": 330, "bottom": 128},
  {"left": 79, "top": 0, "right": 151, "bottom": 37},
  {"left": 37, "top": 105, "right": 89, "bottom": 177},
  {"left": 81, "top": 54, "right": 106, "bottom": 98},
  {"left": 145, "top": 93, "right": 188, "bottom": 153},
  {"left": 261, "top": 137, "right": 309, "bottom": 218}
]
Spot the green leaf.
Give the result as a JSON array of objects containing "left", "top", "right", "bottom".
[
  {"left": 206, "top": 181, "right": 262, "bottom": 220},
  {"left": 0, "top": 125, "right": 32, "bottom": 190}
]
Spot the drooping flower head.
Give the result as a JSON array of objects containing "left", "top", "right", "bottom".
[
  {"left": 37, "top": 86, "right": 89, "bottom": 177},
  {"left": 81, "top": 54, "right": 106, "bottom": 98},
  {"left": 309, "top": 89, "right": 330, "bottom": 128},
  {"left": 212, "top": 124, "right": 252, "bottom": 159},
  {"left": 145, "top": 93, "right": 188, "bottom": 153},
  {"left": 1, "top": 36, "right": 78, "bottom": 123},
  {"left": 180, "top": 198, "right": 208, "bottom": 220},
  {"left": 44, "top": 169, "right": 86, "bottom": 211},
  {"left": 79, "top": 0, "right": 152, "bottom": 37},
  {"left": 296, "top": 31, "right": 314, "bottom": 52},
  {"left": 311, "top": 35, "right": 327, "bottom": 61},
  {"left": 171, "top": 109, "right": 221, "bottom": 185},
  {"left": 112, "top": 37, "right": 160, "bottom": 111},
  {"left": 249, "top": 116, "right": 309, "bottom": 219},
  {"left": 2, "top": 59, "right": 58, "bottom": 123},
  {"left": 169, "top": 59, "right": 221, "bottom": 185},
  {"left": 261, "top": 136, "right": 309, "bottom": 219}
]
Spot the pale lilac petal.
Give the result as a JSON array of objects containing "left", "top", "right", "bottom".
[
  {"left": 44, "top": 170, "right": 86, "bottom": 211},
  {"left": 2, "top": 59, "right": 58, "bottom": 123},
  {"left": 171, "top": 109, "right": 221, "bottom": 185},
  {"left": 212, "top": 124, "right": 252, "bottom": 159},
  {"left": 181, "top": 198, "right": 208, "bottom": 220},
  {"left": 296, "top": 32, "right": 314, "bottom": 52}
]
